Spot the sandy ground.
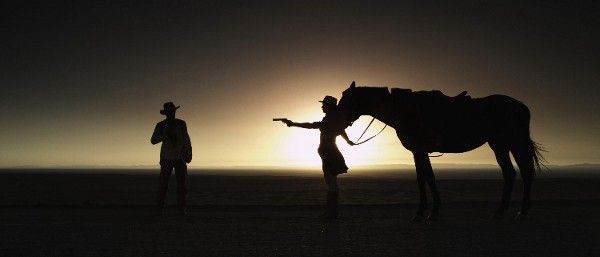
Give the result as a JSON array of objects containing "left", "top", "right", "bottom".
[
  {"left": 1, "top": 201, "right": 599, "bottom": 257},
  {"left": 0, "top": 171, "right": 599, "bottom": 256}
]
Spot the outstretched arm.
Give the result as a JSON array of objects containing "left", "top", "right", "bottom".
[
  {"left": 340, "top": 130, "right": 356, "bottom": 146},
  {"left": 290, "top": 121, "right": 321, "bottom": 129},
  {"left": 280, "top": 119, "right": 321, "bottom": 129}
]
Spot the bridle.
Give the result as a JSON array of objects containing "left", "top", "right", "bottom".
[{"left": 343, "top": 91, "right": 388, "bottom": 145}]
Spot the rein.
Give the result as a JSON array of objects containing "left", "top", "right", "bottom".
[
  {"left": 353, "top": 118, "right": 444, "bottom": 157},
  {"left": 354, "top": 117, "right": 387, "bottom": 145}
]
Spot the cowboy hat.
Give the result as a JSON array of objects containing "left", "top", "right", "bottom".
[
  {"left": 160, "top": 102, "right": 180, "bottom": 115},
  {"left": 318, "top": 95, "right": 337, "bottom": 106}
]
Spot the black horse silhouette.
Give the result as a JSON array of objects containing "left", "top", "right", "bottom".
[{"left": 338, "top": 82, "right": 545, "bottom": 221}]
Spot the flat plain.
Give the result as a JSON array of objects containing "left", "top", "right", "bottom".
[{"left": 1, "top": 170, "right": 598, "bottom": 256}]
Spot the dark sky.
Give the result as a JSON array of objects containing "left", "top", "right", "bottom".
[{"left": 1, "top": 1, "right": 599, "bottom": 167}]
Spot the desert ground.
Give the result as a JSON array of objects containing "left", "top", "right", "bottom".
[{"left": 1, "top": 170, "right": 599, "bottom": 256}]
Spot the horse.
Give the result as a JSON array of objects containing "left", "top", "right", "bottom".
[{"left": 337, "top": 82, "right": 545, "bottom": 221}]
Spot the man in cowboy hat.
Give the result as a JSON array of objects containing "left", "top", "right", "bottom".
[{"left": 151, "top": 101, "right": 192, "bottom": 215}]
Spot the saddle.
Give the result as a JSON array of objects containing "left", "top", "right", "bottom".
[
  {"left": 391, "top": 88, "right": 473, "bottom": 151},
  {"left": 391, "top": 88, "right": 471, "bottom": 112}
]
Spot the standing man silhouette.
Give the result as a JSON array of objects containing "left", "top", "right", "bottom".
[
  {"left": 278, "top": 96, "right": 355, "bottom": 219},
  {"left": 151, "top": 102, "right": 192, "bottom": 215}
]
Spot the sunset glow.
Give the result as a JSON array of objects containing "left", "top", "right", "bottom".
[
  {"left": 280, "top": 116, "right": 392, "bottom": 167},
  {"left": 2, "top": 1, "right": 599, "bottom": 169}
]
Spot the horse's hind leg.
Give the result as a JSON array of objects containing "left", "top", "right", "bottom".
[
  {"left": 491, "top": 145, "right": 516, "bottom": 218},
  {"left": 513, "top": 145, "right": 535, "bottom": 218},
  {"left": 414, "top": 152, "right": 441, "bottom": 221}
]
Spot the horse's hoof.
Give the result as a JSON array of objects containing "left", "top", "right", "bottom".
[
  {"left": 514, "top": 211, "right": 528, "bottom": 220},
  {"left": 411, "top": 214, "right": 425, "bottom": 222}
]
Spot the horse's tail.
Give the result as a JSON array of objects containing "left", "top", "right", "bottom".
[
  {"left": 516, "top": 98, "right": 546, "bottom": 175},
  {"left": 530, "top": 139, "right": 547, "bottom": 174}
]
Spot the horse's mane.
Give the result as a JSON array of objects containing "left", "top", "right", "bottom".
[
  {"left": 352, "top": 86, "right": 391, "bottom": 96},
  {"left": 355, "top": 86, "right": 389, "bottom": 90}
]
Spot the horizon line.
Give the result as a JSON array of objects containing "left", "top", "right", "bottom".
[{"left": 2, "top": 162, "right": 599, "bottom": 170}]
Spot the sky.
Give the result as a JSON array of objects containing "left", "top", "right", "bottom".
[{"left": 1, "top": 1, "right": 599, "bottom": 168}]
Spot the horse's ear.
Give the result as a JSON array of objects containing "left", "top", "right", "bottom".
[{"left": 350, "top": 81, "right": 356, "bottom": 88}]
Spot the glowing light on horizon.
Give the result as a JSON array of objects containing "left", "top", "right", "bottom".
[{"left": 281, "top": 115, "right": 395, "bottom": 168}]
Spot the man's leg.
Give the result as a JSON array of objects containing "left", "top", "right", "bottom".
[
  {"left": 157, "top": 160, "right": 174, "bottom": 211},
  {"left": 174, "top": 160, "right": 188, "bottom": 213}
]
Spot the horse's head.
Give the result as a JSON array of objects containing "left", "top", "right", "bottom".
[
  {"left": 338, "top": 81, "right": 390, "bottom": 125},
  {"left": 338, "top": 82, "right": 361, "bottom": 124}
]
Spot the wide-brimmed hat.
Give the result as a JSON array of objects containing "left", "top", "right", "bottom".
[
  {"left": 160, "top": 102, "right": 180, "bottom": 115},
  {"left": 319, "top": 95, "right": 337, "bottom": 106}
]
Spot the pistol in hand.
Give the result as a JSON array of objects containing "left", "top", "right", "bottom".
[{"left": 273, "top": 118, "right": 292, "bottom": 127}]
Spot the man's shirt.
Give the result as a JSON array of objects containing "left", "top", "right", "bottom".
[{"left": 151, "top": 119, "right": 192, "bottom": 161}]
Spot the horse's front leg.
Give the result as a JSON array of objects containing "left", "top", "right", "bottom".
[
  {"left": 414, "top": 152, "right": 441, "bottom": 221},
  {"left": 411, "top": 163, "right": 428, "bottom": 222}
]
